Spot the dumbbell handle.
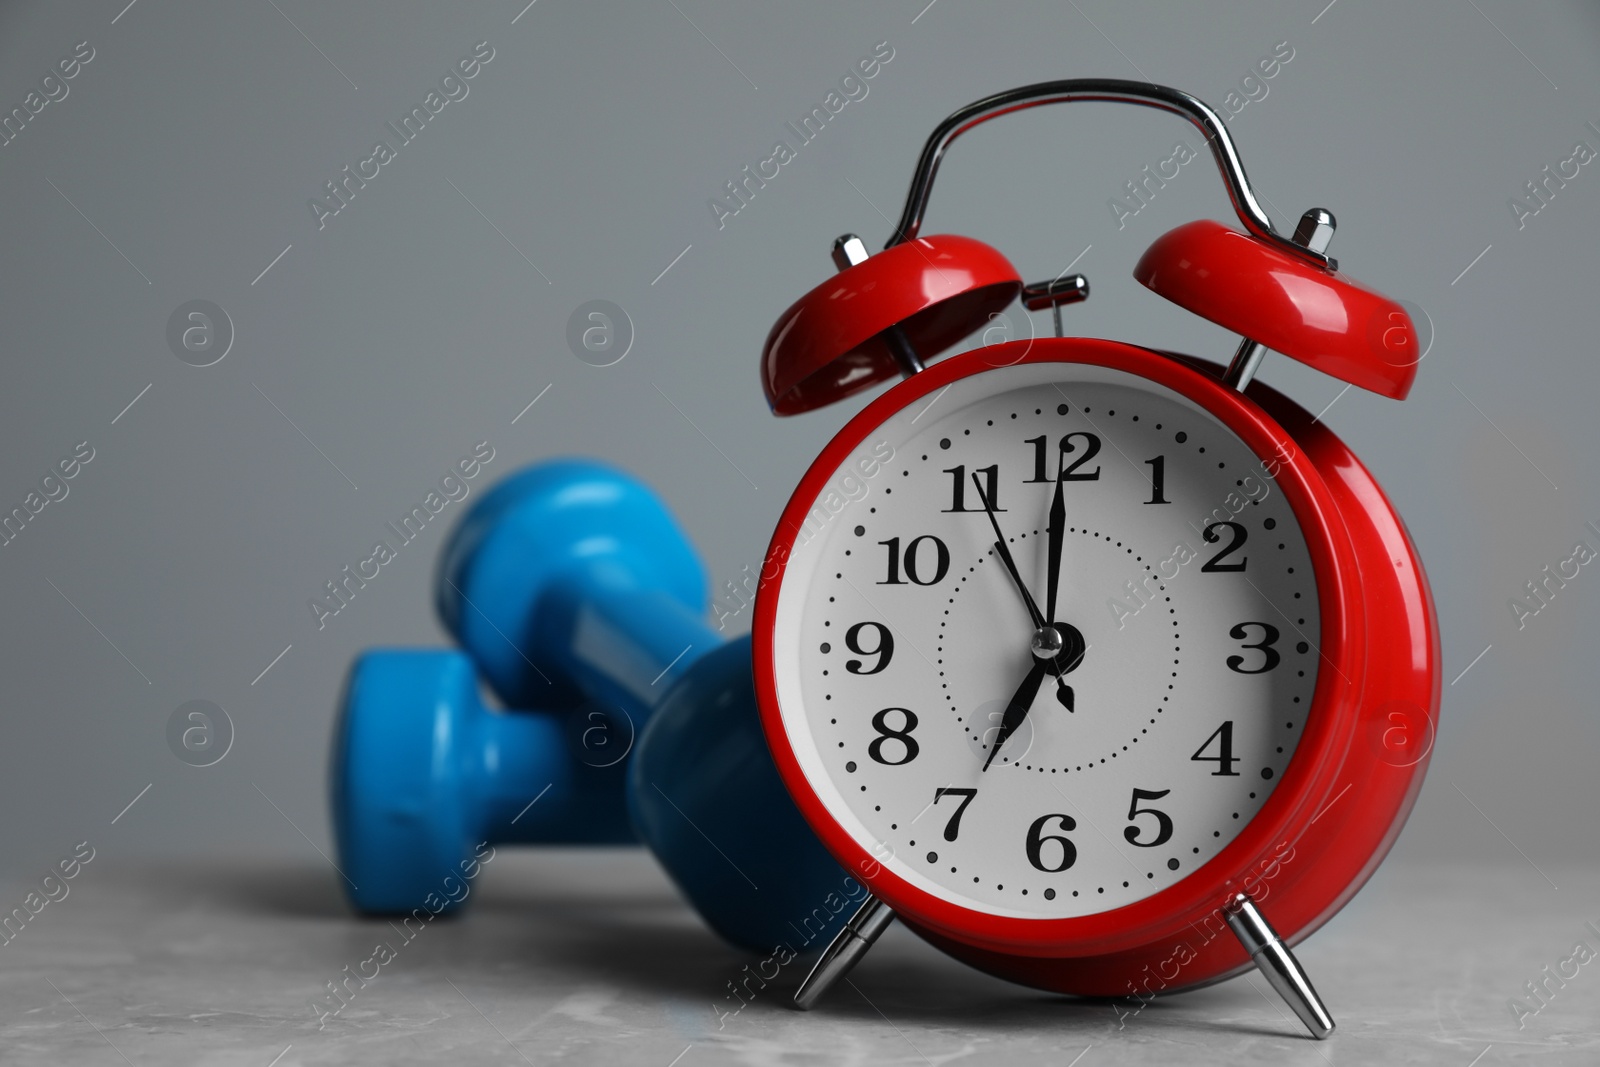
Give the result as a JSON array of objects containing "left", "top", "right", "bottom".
[
  {"left": 472, "top": 707, "right": 633, "bottom": 844},
  {"left": 543, "top": 577, "right": 724, "bottom": 726}
]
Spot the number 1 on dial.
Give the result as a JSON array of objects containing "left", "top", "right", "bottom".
[{"left": 1144, "top": 455, "right": 1169, "bottom": 504}]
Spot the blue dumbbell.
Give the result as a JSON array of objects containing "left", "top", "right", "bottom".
[
  {"left": 332, "top": 650, "right": 634, "bottom": 914},
  {"left": 332, "top": 458, "right": 703, "bottom": 913},
  {"left": 336, "top": 459, "right": 852, "bottom": 952},
  {"left": 624, "top": 636, "right": 862, "bottom": 953}
]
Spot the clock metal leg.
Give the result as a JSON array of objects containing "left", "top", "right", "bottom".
[
  {"left": 792, "top": 894, "right": 895, "bottom": 1010},
  {"left": 1224, "top": 892, "right": 1335, "bottom": 1040}
]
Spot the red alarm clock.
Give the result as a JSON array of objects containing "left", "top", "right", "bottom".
[{"left": 751, "top": 81, "right": 1438, "bottom": 1039}]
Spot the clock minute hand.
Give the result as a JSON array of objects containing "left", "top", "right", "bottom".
[
  {"left": 1045, "top": 445, "right": 1067, "bottom": 626},
  {"left": 972, "top": 474, "right": 1045, "bottom": 630},
  {"left": 1043, "top": 444, "right": 1077, "bottom": 713},
  {"left": 984, "top": 659, "right": 1048, "bottom": 772}
]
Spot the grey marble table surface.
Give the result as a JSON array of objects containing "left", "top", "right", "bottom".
[{"left": 0, "top": 850, "right": 1592, "bottom": 1066}]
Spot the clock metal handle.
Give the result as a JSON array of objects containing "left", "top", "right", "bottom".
[
  {"left": 792, "top": 894, "right": 896, "bottom": 1010},
  {"left": 885, "top": 79, "right": 1329, "bottom": 271},
  {"left": 1225, "top": 893, "right": 1336, "bottom": 1040}
]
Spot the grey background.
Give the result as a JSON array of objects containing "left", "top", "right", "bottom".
[{"left": 0, "top": 0, "right": 1594, "bottom": 979}]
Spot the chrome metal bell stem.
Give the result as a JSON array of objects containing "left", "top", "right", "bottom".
[
  {"left": 1223, "top": 208, "right": 1337, "bottom": 393},
  {"left": 1222, "top": 339, "right": 1270, "bottom": 393},
  {"left": 832, "top": 234, "right": 924, "bottom": 378},
  {"left": 1020, "top": 272, "right": 1090, "bottom": 338}
]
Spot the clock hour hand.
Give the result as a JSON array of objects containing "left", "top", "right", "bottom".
[{"left": 984, "top": 659, "right": 1048, "bottom": 772}]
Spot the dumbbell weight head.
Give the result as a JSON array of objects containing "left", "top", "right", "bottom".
[
  {"left": 332, "top": 649, "right": 634, "bottom": 915},
  {"left": 630, "top": 638, "right": 859, "bottom": 955},
  {"left": 436, "top": 459, "right": 709, "bottom": 711}
]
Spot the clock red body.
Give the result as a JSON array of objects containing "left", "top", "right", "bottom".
[{"left": 752, "top": 336, "right": 1439, "bottom": 997}]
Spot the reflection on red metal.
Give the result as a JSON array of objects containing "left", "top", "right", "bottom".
[
  {"left": 762, "top": 235, "right": 1020, "bottom": 415},
  {"left": 1136, "top": 220, "right": 1420, "bottom": 399}
]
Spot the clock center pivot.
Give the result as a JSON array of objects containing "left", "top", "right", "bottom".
[{"left": 1031, "top": 622, "right": 1086, "bottom": 672}]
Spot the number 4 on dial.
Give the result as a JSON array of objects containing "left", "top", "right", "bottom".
[{"left": 1192, "top": 721, "right": 1241, "bottom": 776}]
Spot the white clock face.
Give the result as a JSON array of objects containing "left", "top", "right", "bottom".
[{"left": 771, "top": 361, "right": 1320, "bottom": 919}]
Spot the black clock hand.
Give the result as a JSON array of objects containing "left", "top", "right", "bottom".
[
  {"left": 1044, "top": 444, "right": 1076, "bottom": 712},
  {"left": 984, "top": 659, "right": 1048, "bottom": 772},
  {"left": 971, "top": 474, "right": 1045, "bottom": 630},
  {"left": 1045, "top": 444, "right": 1066, "bottom": 626},
  {"left": 973, "top": 472, "right": 1082, "bottom": 713}
]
